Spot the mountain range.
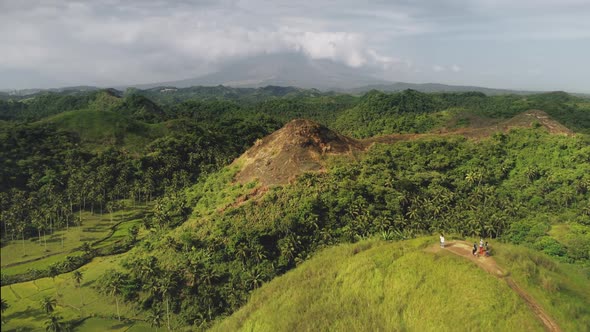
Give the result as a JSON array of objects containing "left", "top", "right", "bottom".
[{"left": 1, "top": 53, "right": 561, "bottom": 96}]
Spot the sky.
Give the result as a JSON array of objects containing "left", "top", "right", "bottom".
[{"left": 1, "top": 0, "right": 589, "bottom": 92}]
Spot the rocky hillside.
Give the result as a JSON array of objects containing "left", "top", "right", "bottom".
[{"left": 234, "top": 119, "right": 365, "bottom": 185}]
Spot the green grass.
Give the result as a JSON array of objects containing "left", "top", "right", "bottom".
[
  {"left": 494, "top": 243, "right": 590, "bottom": 331},
  {"left": 549, "top": 221, "right": 590, "bottom": 262},
  {"left": 73, "top": 317, "right": 157, "bottom": 332},
  {"left": 210, "top": 237, "right": 544, "bottom": 332},
  {"left": 0, "top": 204, "right": 161, "bottom": 332},
  {"left": 1, "top": 205, "right": 148, "bottom": 276},
  {"left": 185, "top": 164, "right": 253, "bottom": 218},
  {"left": 1, "top": 211, "right": 111, "bottom": 267},
  {"left": 1, "top": 253, "right": 156, "bottom": 332}
]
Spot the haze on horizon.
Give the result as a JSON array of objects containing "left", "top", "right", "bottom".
[{"left": 1, "top": 0, "right": 589, "bottom": 92}]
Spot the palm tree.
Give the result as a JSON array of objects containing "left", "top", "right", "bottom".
[
  {"left": 47, "top": 264, "right": 60, "bottom": 296},
  {"left": 246, "top": 268, "right": 265, "bottom": 290},
  {"left": 63, "top": 256, "right": 77, "bottom": 271},
  {"left": 40, "top": 296, "right": 57, "bottom": 315},
  {"left": 72, "top": 270, "right": 83, "bottom": 288},
  {"left": 0, "top": 298, "right": 8, "bottom": 313},
  {"left": 147, "top": 307, "right": 164, "bottom": 332},
  {"left": 1, "top": 297, "right": 9, "bottom": 325},
  {"left": 98, "top": 270, "right": 124, "bottom": 321},
  {"left": 134, "top": 256, "right": 159, "bottom": 283},
  {"left": 44, "top": 313, "right": 65, "bottom": 332},
  {"left": 72, "top": 270, "right": 83, "bottom": 307},
  {"left": 106, "top": 273, "right": 123, "bottom": 321},
  {"left": 48, "top": 264, "right": 59, "bottom": 282},
  {"left": 158, "top": 272, "right": 178, "bottom": 331},
  {"left": 80, "top": 242, "right": 93, "bottom": 256}
]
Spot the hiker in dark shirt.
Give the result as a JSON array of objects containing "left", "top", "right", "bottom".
[{"left": 472, "top": 243, "right": 477, "bottom": 256}]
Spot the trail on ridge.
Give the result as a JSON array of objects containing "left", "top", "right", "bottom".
[{"left": 428, "top": 241, "right": 562, "bottom": 332}]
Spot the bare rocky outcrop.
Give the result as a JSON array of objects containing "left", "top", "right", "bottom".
[{"left": 234, "top": 119, "right": 365, "bottom": 185}]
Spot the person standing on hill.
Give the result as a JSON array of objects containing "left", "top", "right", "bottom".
[
  {"left": 479, "top": 239, "right": 485, "bottom": 256},
  {"left": 440, "top": 233, "right": 445, "bottom": 248},
  {"left": 472, "top": 243, "right": 478, "bottom": 256}
]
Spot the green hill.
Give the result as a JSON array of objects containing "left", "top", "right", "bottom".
[
  {"left": 211, "top": 238, "right": 589, "bottom": 331},
  {"left": 38, "top": 109, "right": 165, "bottom": 152}
]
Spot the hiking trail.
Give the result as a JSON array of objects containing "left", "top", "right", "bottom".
[{"left": 428, "top": 241, "right": 562, "bottom": 332}]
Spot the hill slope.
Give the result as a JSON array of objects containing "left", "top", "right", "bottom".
[
  {"left": 39, "top": 109, "right": 164, "bottom": 152},
  {"left": 233, "top": 110, "right": 573, "bottom": 186},
  {"left": 234, "top": 119, "right": 364, "bottom": 185},
  {"left": 210, "top": 238, "right": 545, "bottom": 331}
]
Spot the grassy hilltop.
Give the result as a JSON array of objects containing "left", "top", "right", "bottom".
[{"left": 212, "top": 238, "right": 589, "bottom": 331}]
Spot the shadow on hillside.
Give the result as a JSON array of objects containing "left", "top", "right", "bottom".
[
  {"left": 45, "top": 236, "right": 62, "bottom": 244},
  {"left": 82, "top": 227, "right": 106, "bottom": 233},
  {"left": 82, "top": 279, "right": 96, "bottom": 288},
  {"left": 5, "top": 307, "right": 46, "bottom": 323},
  {"left": 109, "top": 322, "right": 134, "bottom": 330}
]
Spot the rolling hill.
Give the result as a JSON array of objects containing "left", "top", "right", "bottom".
[
  {"left": 38, "top": 109, "right": 164, "bottom": 152},
  {"left": 232, "top": 109, "right": 575, "bottom": 186},
  {"left": 211, "top": 238, "right": 589, "bottom": 331}
]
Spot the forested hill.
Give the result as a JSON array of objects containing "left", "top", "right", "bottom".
[
  {"left": 3, "top": 88, "right": 590, "bottom": 133},
  {"left": 1, "top": 87, "right": 589, "bottom": 331}
]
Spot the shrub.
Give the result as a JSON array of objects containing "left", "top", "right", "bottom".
[{"left": 533, "top": 236, "right": 567, "bottom": 258}]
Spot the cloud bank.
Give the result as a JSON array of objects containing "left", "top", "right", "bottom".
[{"left": 0, "top": 0, "right": 589, "bottom": 91}]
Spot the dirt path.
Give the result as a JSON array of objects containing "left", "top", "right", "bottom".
[{"left": 428, "top": 241, "right": 562, "bottom": 332}]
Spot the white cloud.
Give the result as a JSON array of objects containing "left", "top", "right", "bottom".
[
  {"left": 0, "top": 0, "right": 588, "bottom": 90},
  {"left": 432, "top": 64, "right": 461, "bottom": 73},
  {"left": 0, "top": 1, "right": 408, "bottom": 86},
  {"left": 279, "top": 29, "right": 367, "bottom": 67},
  {"left": 433, "top": 65, "right": 446, "bottom": 72}
]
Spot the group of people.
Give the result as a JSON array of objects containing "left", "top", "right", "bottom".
[
  {"left": 472, "top": 238, "right": 490, "bottom": 257},
  {"left": 438, "top": 234, "right": 490, "bottom": 257}
]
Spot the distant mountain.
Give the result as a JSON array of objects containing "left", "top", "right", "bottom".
[
  {"left": 2, "top": 86, "right": 100, "bottom": 97},
  {"left": 127, "top": 53, "right": 549, "bottom": 94},
  {"left": 5, "top": 50, "right": 580, "bottom": 96},
  {"left": 131, "top": 53, "right": 390, "bottom": 91},
  {"left": 340, "top": 82, "right": 539, "bottom": 95}
]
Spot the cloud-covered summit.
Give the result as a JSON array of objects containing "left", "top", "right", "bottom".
[{"left": 1, "top": 0, "right": 589, "bottom": 92}]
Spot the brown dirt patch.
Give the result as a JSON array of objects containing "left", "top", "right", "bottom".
[
  {"left": 365, "top": 109, "right": 573, "bottom": 145},
  {"left": 219, "top": 186, "right": 270, "bottom": 213},
  {"left": 234, "top": 119, "right": 365, "bottom": 186},
  {"left": 502, "top": 110, "right": 573, "bottom": 135}
]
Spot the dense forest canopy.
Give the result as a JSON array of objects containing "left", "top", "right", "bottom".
[{"left": 1, "top": 86, "right": 589, "bottom": 330}]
